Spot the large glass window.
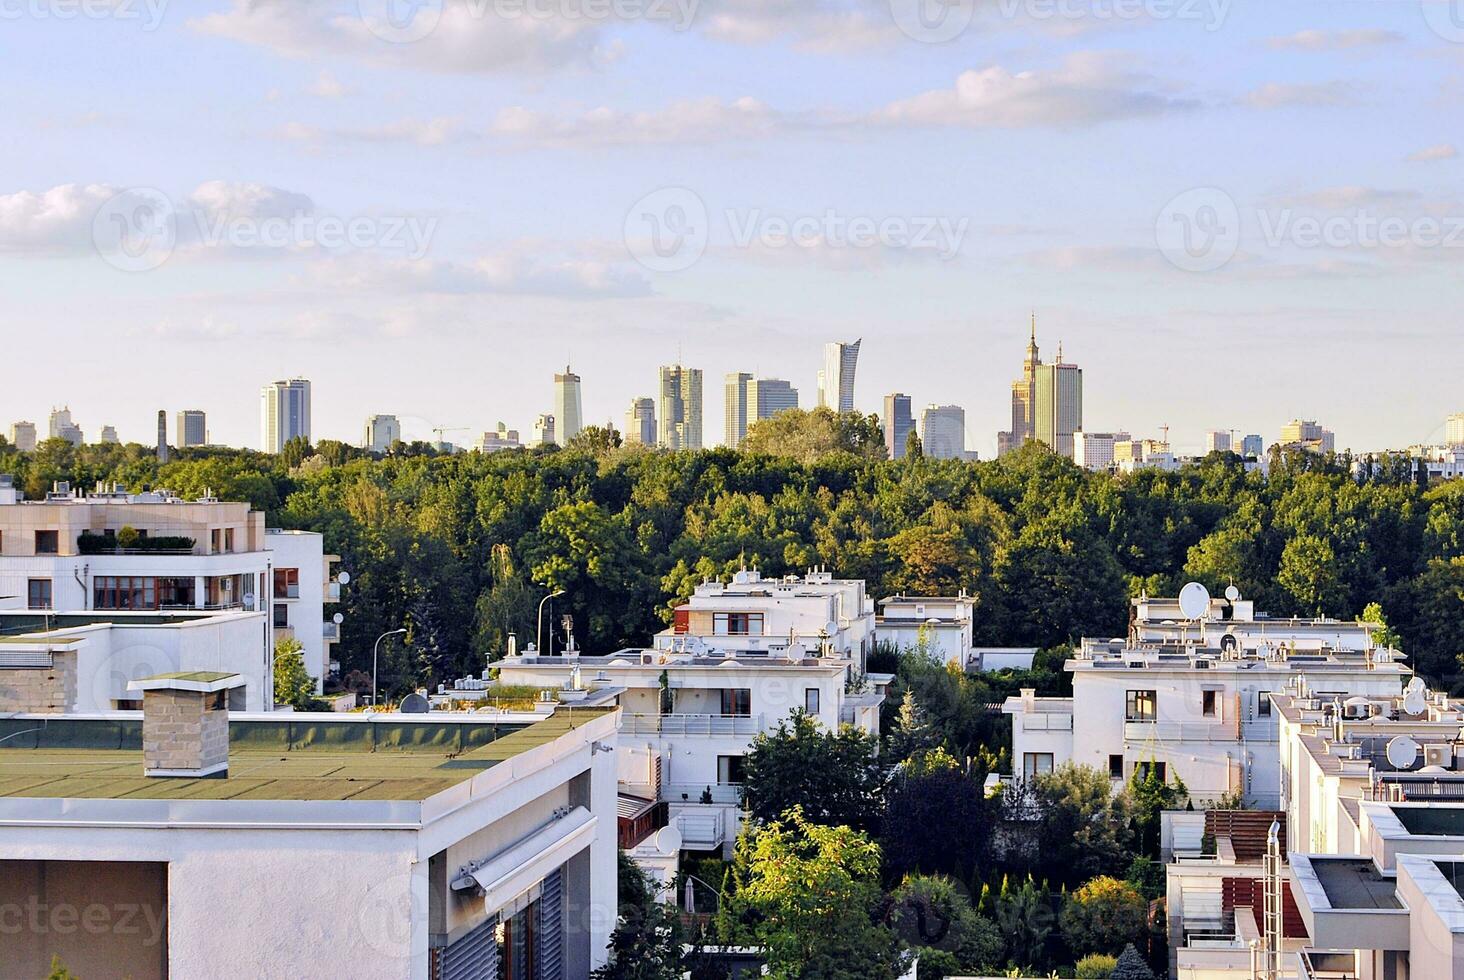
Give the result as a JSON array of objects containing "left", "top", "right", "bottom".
[
  {"left": 274, "top": 568, "right": 300, "bottom": 599},
  {"left": 712, "top": 612, "right": 763, "bottom": 636},
  {"left": 273, "top": 604, "right": 289, "bottom": 629},
  {"left": 93, "top": 576, "right": 158, "bottom": 610},
  {"left": 720, "top": 689, "right": 752, "bottom": 716},
  {"left": 27, "top": 579, "right": 52, "bottom": 610},
  {"left": 1023, "top": 753, "right": 1054, "bottom": 778},
  {"left": 718, "top": 755, "right": 747, "bottom": 784},
  {"left": 34, "top": 530, "right": 58, "bottom": 554},
  {"left": 1126, "top": 689, "right": 1157, "bottom": 722}
]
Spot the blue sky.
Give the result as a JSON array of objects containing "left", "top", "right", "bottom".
[{"left": 2, "top": 0, "right": 1462, "bottom": 455}]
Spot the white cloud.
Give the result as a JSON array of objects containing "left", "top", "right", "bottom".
[
  {"left": 1242, "top": 81, "right": 1356, "bottom": 109},
  {"left": 1266, "top": 29, "right": 1404, "bottom": 51},
  {"left": 308, "top": 69, "right": 350, "bottom": 98},
  {"left": 0, "top": 183, "right": 120, "bottom": 252},
  {"left": 1406, "top": 143, "right": 1458, "bottom": 163},
  {"left": 302, "top": 250, "right": 653, "bottom": 300},
  {"left": 490, "top": 97, "right": 783, "bottom": 147},
  {"left": 279, "top": 117, "right": 467, "bottom": 147},
  {"left": 868, "top": 54, "right": 1196, "bottom": 129}
]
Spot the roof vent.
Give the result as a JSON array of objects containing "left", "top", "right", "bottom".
[{"left": 128, "top": 672, "right": 246, "bottom": 779}]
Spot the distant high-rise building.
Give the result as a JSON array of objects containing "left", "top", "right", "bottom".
[
  {"left": 1279, "top": 419, "right": 1335, "bottom": 454},
  {"left": 747, "top": 378, "right": 798, "bottom": 424},
  {"left": 260, "top": 379, "right": 311, "bottom": 454},
  {"left": 176, "top": 410, "right": 207, "bottom": 448},
  {"left": 364, "top": 414, "right": 401, "bottom": 454},
  {"left": 155, "top": 410, "right": 167, "bottom": 462},
  {"left": 48, "top": 407, "right": 82, "bottom": 447},
  {"left": 533, "top": 414, "right": 556, "bottom": 447},
  {"left": 920, "top": 404, "right": 967, "bottom": 460},
  {"left": 1034, "top": 342, "right": 1083, "bottom": 459},
  {"left": 1241, "top": 434, "right": 1265, "bottom": 457},
  {"left": 9, "top": 421, "right": 36, "bottom": 453},
  {"left": 476, "top": 423, "right": 521, "bottom": 454},
  {"left": 724, "top": 372, "right": 753, "bottom": 448},
  {"left": 1205, "top": 430, "right": 1232, "bottom": 454},
  {"left": 999, "top": 316, "right": 1042, "bottom": 456},
  {"left": 625, "top": 398, "right": 657, "bottom": 446},
  {"left": 1073, "top": 430, "right": 1131, "bottom": 471},
  {"left": 658, "top": 364, "right": 703, "bottom": 450},
  {"left": 102, "top": 425, "right": 120, "bottom": 445},
  {"left": 1447, "top": 413, "right": 1464, "bottom": 448},
  {"left": 817, "top": 340, "right": 861, "bottom": 413},
  {"left": 554, "top": 365, "right": 583, "bottom": 444},
  {"left": 883, "top": 393, "right": 914, "bottom": 460}
]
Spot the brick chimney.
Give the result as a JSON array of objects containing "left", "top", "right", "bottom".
[{"left": 127, "top": 672, "right": 245, "bottom": 778}]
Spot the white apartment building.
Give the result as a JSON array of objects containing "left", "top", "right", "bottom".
[
  {"left": 876, "top": 593, "right": 974, "bottom": 667},
  {"left": 0, "top": 480, "right": 342, "bottom": 692},
  {"left": 0, "top": 690, "right": 619, "bottom": 979},
  {"left": 365, "top": 413, "right": 402, "bottom": 453},
  {"left": 654, "top": 568, "right": 876, "bottom": 668},
  {"left": 1073, "top": 430, "right": 1131, "bottom": 471},
  {"left": 1003, "top": 589, "right": 1408, "bottom": 802},
  {"left": 48, "top": 407, "right": 82, "bottom": 446},
  {"left": 260, "top": 378, "right": 311, "bottom": 453},
  {"left": 494, "top": 646, "right": 885, "bottom": 882}
]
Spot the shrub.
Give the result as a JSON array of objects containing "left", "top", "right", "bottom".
[
  {"left": 1059, "top": 876, "right": 1147, "bottom": 956},
  {"left": 1110, "top": 944, "right": 1155, "bottom": 980},
  {"left": 1076, "top": 953, "right": 1118, "bottom": 978}
]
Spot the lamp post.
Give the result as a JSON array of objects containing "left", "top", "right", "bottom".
[
  {"left": 372, "top": 628, "right": 407, "bottom": 707},
  {"left": 537, "top": 590, "right": 565, "bottom": 657}
]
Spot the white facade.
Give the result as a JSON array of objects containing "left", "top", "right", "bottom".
[
  {"left": 1279, "top": 418, "right": 1335, "bottom": 454},
  {"left": 920, "top": 404, "right": 967, "bottom": 460},
  {"left": 533, "top": 413, "right": 556, "bottom": 447},
  {"left": 48, "top": 406, "right": 82, "bottom": 446},
  {"left": 365, "top": 414, "right": 402, "bottom": 453},
  {"left": 260, "top": 378, "right": 311, "bottom": 453},
  {"left": 0, "top": 706, "right": 619, "bottom": 979},
  {"left": 476, "top": 423, "right": 522, "bottom": 454},
  {"left": 265, "top": 527, "right": 341, "bottom": 688},
  {"left": 554, "top": 365, "right": 583, "bottom": 444},
  {"left": 658, "top": 364, "right": 703, "bottom": 450},
  {"left": 817, "top": 339, "right": 861, "bottom": 413},
  {"left": 625, "top": 397, "right": 657, "bottom": 446},
  {"left": 1073, "top": 430, "right": 1130, "bottom": 471},
  {"left": 9, "top": 421, "right": 37, "bottom": 452},
  {"left": 876, "top": 594, "right": 974, "bottom": 668}
]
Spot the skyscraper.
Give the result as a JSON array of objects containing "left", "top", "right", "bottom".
[
  {"left": 1446, "top": 413, "right": 1464, "bottom": 447},
  {"left": 747, "top": 379, "right": 799, "bottom": 424},
  {"left": 103, "top": 425, "right": 121, "bottom": 446},
  {"left": 1205, "top": 430, "right": 1233, "bottom": 454},
  {"left": 883, "top": 393, "right": 914, "bottom": 460},
  {"left": 724, "top": 372, "right": 753, "bottom": 448},
  {"left": 554, "top": 365, "right": 583, "bottom": 444},
  {"left": 1033, "top": 342, "right": 1083, "bottom": 459},
  {"left": 260, "top": 379, "right": 311, "bottom": 453},
  {"left": 658, "top": 364, "right": 703, "bottom": 450},
  {"left": 176, "top": 410, "right": 207, "bottom": 448},
  {"left": 625, "top": 397, "right": 657, "bottom": 446},
  {"left": 920, "top": 404, "right": 967, "bottom": 460},
  {"left": 364, "top": 414, "right": 401, "bottom": 454},
  {"left": 533, "top": 414, "right": 557, "bottom": 447},
  {"left": 9, "top": 421, "right": 36, "bottom": 453},
  {"left": 48, "top": 407, "right": 82, "bottom": 446},
  {"left": 817, "top": 339, "right": 861, "bottom": 413},
  {"left": 1241, "top": 434, "right": 1265, "bottom": 457}
]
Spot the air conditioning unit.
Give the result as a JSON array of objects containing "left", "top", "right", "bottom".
[{"left": 1424, "top": 744, "right": 1454, "bottom": 768}]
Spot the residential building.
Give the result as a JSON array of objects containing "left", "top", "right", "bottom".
[
  {"left": 1206, "top": 430, "right": 1233, "bottom": 454},
  {"left": 99, "top": 424, "right": 119, "bottom": 444},
  {"left": 999, "top": 316, "right": 1041, "bottom": 456},
  {"left": 0, "top": 694, "right": 619, "bottom": 978},
  {"left": 817, "top": 339, "right": 861, "bottom": 413},
  {"left": 1034, "top": 343, "right": 1083, "bottom": 459},
  {"left": 624, "top": 397, "right": 657, "bottom": 446},
  {"left": 658, "top": 364, "right": 703, "bottom": 450},
  {"left": 259, "top": 378, "right": 311, "bottom": 453},
  {"left": 1003, "top": 588, "right": 1408, "bottom": 798},
  {"left": 1073, "top": 430, "right": 1130, "bottom": 471},
  {"left": 554, "top": 364, "right": 583, "bottom": 444},
  {"left": 746, "top": 378, "right": 798, "bottom": 429},
  {"left": 9, "top": 420, "right": 36, "bottom": 452},
  {"left": 1279, "top": 419, "right": 1335, "bottom": 455},
  {"left": 0, "top": 480, "right": 342, "bottom": 691},
  {"left": 0, "top": 608, "right": 273, "bottom": 711},
  {"left": 48, "top": 406, "right": 82, "bottom": 446},
  {"left": 884, "top": 393, "right": 914, "bottom": 460},
  {"left": 1448, "top": 412, "right": 1464, "bottom": 447},
  {"left": 496, "top": 646, "right": 884, "bottom": 878},
  {"left": 724, "top": 372, "right": 752, "bottom": 447},
  {"left": 363, "top": 413, "right": 401, "bottom": 453},
  {"left": 876, "top": 593, "right": 974, "bottom": 667},
  {"left": 476, "top": 423, "right": 522, "bottom": 454},
  {"left": 177, "top": 409, "right": 207, "bottom": 447},
  {"left": 920, "top": 404, "right": 967, "bottom": 460},
  {"left": 534, "top": 413, "right": 557, "bottom": 447},
  {"left": 1241, "top": 433, "right": 1265, "bottom": 457}
]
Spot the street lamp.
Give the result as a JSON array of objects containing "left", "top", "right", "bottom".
[
  {"left": 537, "top": 590, "right": 565, "bottom": 657},
  {"left": 372, "top": 628, "right": 407, "bottom": 707}
]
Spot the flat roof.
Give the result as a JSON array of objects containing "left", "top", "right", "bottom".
[
  {"left": 0, "top": 708, "right": 615, "bottom": 803},
  {"left": 1392, "top": 805, "right": 1464, "bottom": 838},
  {"left": 1312, "top": 858, "right": 1402, "bottom": 910}
]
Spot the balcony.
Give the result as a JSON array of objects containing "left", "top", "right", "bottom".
[
  {"left": 1022, "top": 713, "right": 1073, "bottom": 732},
  {"left": 624, "top": 713, "right": 764, "bottom": 737},
  {"left": 1124, "top": 721, "right": 1234, "bottom": 742},
  {"left": 618, "top": 798, "right": 669, "bottom": 849},
  {"left": 673, "top": 805, "right": 729, "bottom": 850},
  {"left": 322, "top": 622, "right": 340, "bottom": 641},
  {"left": 663, "top": 783, "right": 742, "bottom": 806}
]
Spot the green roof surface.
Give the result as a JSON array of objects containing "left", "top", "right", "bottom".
[
  {"left": 0, "top": 708, "right": 615, "bottom": 802},
  {"left": 143, "top": 671, "right": 239, "bottom": 683}
]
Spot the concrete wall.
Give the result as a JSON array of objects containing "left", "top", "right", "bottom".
[
  {"left": 265, "top": 530, "right": 329, "bottom": 688},
  {"left": 0, "top": 649, "right": 77, "bottom": 712}
]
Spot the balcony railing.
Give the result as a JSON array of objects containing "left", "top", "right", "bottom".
[
  {"left": 1124, "top": 721, "right": 1234, "bottom": 742},
  {"left": 663, "top": 783, "right": 742, "bottom": 805},
  {"left": 624, "top": 713, "right": 764, "bottom": 737},
  {"left": 674, "top": 807, "right": 728, "bottom": 849},
  {"left": 1022, "top": 713, "right": 1073, "bottom": 731}
]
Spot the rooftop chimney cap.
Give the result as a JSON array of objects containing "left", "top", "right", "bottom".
[{"left": 128, "top": 671, "right": 247, "bottom": 695}]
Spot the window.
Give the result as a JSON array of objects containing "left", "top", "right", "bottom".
[
  {"left": 223, "top": 528, "right": 235, "bottom": 552},
  {"left": 804, "top": 688, "right": 821, "bottom": 714},
  {"left": 34, "top": 530, "right": 58, "bottom": 554},
  {"left": 1109, "top": 754, "right": 1125, "bottom": 779},
  {"left": 718, "top": 755, "right": 747, "bottom": 784},
  {"left": 1257, "top": 692, "right": 1272, "bottom": 717},
  {"left": 92, "top": 576, "right": 157, "bottom": 610},
  {"left": 1126, "top": 689, "right": 1157, "bottom": 722},
  {"left": 210, "top": 529, "right": 221, "bottom": 552},
  {"left": 273, "top": 604, "right": 289, "bottom": 629},
  {"left": 712, "top": 612, "right": 764, "bottom": 636},
  {"left": 720, "top": 689, "right": 752, "bottom": 716},
  {"left": 1023, "top": 753, "right": 1054, "bottom": 779},
  {"left": 274, "top": 568, "right": 300, "bottom": 599},
  {"left": 1202, "top": 690, "right": 1218, "bottom": 717},
  {"left": 27, "top": 579, "right": 52, "bottom": 610},
  {"left": 1135, "top": 761, "right": 1168, "bottom": 783}
]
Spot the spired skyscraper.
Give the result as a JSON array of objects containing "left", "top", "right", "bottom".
[
  {"left": 260, "top": 378, "right": 311, "bottom": 454},
  {"left": 817, "top": 339, "right": 861, "bottom": 413},
  {"left": 553, "top": 365, "right": 583, "bottom": 445},
  {"left": 998, "top": 318, "right": 1082, "bottom": 460},
  {"left": 658, "top": 364, "right": 703, "bottom": 450}
]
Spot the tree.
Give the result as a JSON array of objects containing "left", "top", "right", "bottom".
[
  {"left": 46, "top": 957, "right": 79, "bottom": 980},
  {"left": 1277, "top": 534, "right": 1346, "bottom": 616},
  {"left": 566, "top": 425, "right": 623, "bottom": 457},
  {"left": 273, "top": 636, "right": 316, "bottom": 709},
  {"left": 592, "top": 851, "right": 683, "bottom": 979},
  {"left": 991, "top": 874, "right": 1053, "bottom": 969},
  {"left": 1127, "top": 764, "right": 1188, "bottom": 858},
  {"left": 1110, "top": 943, "right": 1156, "bottom": 980},
  {"left": 741, "top": 710, "right": 883, "bottom": 831},
  {"left": 1076, "top": 953, "right": 1118, "bottom": 978},
  {"left": 1059, "top": 876, "right": 1147, "bottom": 956},
  {"left": 1362, "top": 601, "right": 1403, "bottom": 653},
  {"left": 881, "top": 750, "right": 993, "bottom": 884},
  {"left": 742, "top": 407, "right": 888, "bottom": 463},
  {"left": 1031, "top": 764, "right": 1135, "bottom": 884},
  {"left": 904, "top": 430, "right": 923, "bottom": 460},
  {"left": 726, "top": 808, "right": 903, "bottom": 980},
  {"left": 885, "top": 688, "right": 938, "bottom": 763},
  {"left": 885, "top": 874, "right": 1002, "bottom": 976}
]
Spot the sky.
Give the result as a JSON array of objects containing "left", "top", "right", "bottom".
[{"left": 1, "top": 0, "right": 1462, "bottom": 457}]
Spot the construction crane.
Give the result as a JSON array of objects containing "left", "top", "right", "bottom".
[{"left": 432, "top": 426, "right": 471, "bottom": 452}]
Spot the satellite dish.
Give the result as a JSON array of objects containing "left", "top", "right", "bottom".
[
  {"left": 1404, "top": 685, "right": 1427, "bottom": 716},
  {"left": 1179, "top": 582, "right": 1212, "bottom": 621},
  {"left": 333, "top": 612, "right": 345, "bottom": 625},
  {"left": 1225, "top": 585, "right": 1241, "bottom": 603},
  {"left": 337, "top": 571, "right": 351, "bottom": 585},
  {"left": 399, "top": 692, "right": 431, "bottom": 714},
  {"left": 653, "top": 824, "right": 683, "bottom": 855},
  {"left": 1386, "top": 735, "right": 1419, "bottom": 769}
]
